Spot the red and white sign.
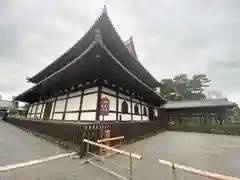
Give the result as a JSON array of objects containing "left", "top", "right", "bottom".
[{"left": 100, "top": 97, "right": 110, "bottom": 116}]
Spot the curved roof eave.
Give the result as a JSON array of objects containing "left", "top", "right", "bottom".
[
  {"left": 28, "top": 7, "right": 160, "bottom": 88},
  {"left": 97, "top": 41, "right": 167, "bottom": 104},
  {"left": 15, "top": 41, "right": 97, "bottom": 101}
]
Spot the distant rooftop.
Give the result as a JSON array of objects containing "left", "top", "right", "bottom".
[
  {"left": 0, "top": 100, "right": 15, "bottom": 110},
  {"left": 160, "top": 99, "right": 235, "bottom": 109}
]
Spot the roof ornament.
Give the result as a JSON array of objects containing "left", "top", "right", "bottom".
[
  {"left": 102, "top": 5, "right": 107, "bottom": 14},
  {"left": 95, "top": 29, "right": 103, "bottom": 45}
]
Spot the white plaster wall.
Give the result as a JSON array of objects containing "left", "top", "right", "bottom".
[
  {"left": 28, "top": 105, "right": 32, "bottom": 114},
  {"left": 118, "top": 99, "right": 130, "bottom": 113},
  {"left": 53, "top": 113, "right": 63, "bottom": 120},
  {"left": 101, "top": 93, "right": 116, "bottom": 111},
  {"left": 154, "top": 109, "right": 158, "bottom": 117},
  {"left": 40, "top": 103, "right": 46, "bottom": 118},
  {"left": 119, "top": 93, "right": 130, "bottom": 100},
  {"left": 102, "top": 87, "right": 116, "bottom": 95},
  {"left": 34, "top": 114, "right": 41, "bottom": 119},
  {"left": 82, "top": 93, "right": 97, "bottom": 110},
  {"left": 100, "top": 112, "right": 116, "bottom": 121},
  {"left": 37, "top": 104, "right": 42, "bottom": 113},
  {"left": 142, "top": 116, "right": 149, "bottom": 121},
  {"left": 142, "top": 106, "right": 148, "bottom": 115},
  {"left": 118, "top": 113, "right": 131, "bottom": 121},
  {"left": 84, "top": 87, "right": 98, "bottom": 94},
  {"left": 69, "top": 90, "right": 82, "bottom": 97},
  {"left": 55, "top": 99, "right": 66, "bottom": 112},
  {"left": 80, "top": 112, "right": 96, "bottom": 121},
  {"left": 133, "top": 115, "right": 141, "bottom": 121},
  {"left": 32, "top": 105, "right": 37, "bottom": 114},
  {"left": 132, "top": 102, "right": 140, "bottom": 115},
  {"left": 65, "top": 113, "right": 79, "bottom": 121},
  {"left": 66, "top": 97, "right": 81, "bottom": 111}
]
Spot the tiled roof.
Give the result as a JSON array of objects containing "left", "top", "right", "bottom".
[{"left": 160, "top": 99, "right": 235, "bottom": 109}]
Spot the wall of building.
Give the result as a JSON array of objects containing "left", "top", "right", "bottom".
[
  {"left": 26, "top": 85, "right": 153, "bottom": 122},
  {"left": 26, "top": 87, "right": 98, "bottom": 121}
]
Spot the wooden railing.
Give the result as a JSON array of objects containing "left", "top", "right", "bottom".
[{"left": 7, "top": 118, "right": 166, "bottom": 157}]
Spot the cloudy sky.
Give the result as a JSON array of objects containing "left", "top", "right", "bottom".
[{"left": 0, "top": 0, "right": 239, "bottom": 103}]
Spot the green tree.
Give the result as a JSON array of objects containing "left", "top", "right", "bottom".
[{"left": 160, "top": 73, "right": 211, "bottom": 101}]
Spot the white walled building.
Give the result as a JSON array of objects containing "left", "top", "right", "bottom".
[{"left": 15, "top": 7, "right": 167, "bottom": 122}]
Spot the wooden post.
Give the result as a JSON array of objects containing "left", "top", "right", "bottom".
[
  {"left": 178, "top": 114, "right": 181, "bottom": 124},
  {"left": 83, "top": 139, "right": 142, "bottom": 160},
  {"left": 104, "top": 130, "right": 111, "bottom": 147},
  {"left": 100, "top": 115, "right": 104, "bottom": 155},
  {"left": 204, "top": 113, "right": 207, "bottom": 124},
  {"left": 158, "top": 159, "right": 240, "bottom": 180},
  {"left": 129, "top": 153, "right": 133, "bottom": 180}
]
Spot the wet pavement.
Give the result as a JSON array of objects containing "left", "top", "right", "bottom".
[{"left": 1, "top": 120, "right": 240, "bottom": 180}]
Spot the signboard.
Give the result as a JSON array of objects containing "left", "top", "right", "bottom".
[{"left": 100, "top": 96, "right": 110, "bottom": 116}]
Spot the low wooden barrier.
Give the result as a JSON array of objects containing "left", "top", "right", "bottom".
[
  {"left": 7, "top": 117, "right": 166, "bottom": 157},
  {"left": 84, "top": 139, "right": 143, "bottom": 180},
  {"left": 97, "top": 136, "right": 124, "bottom": 143},
  {"left": 158, "top": 159, "right": 240, "bottom": 180}
]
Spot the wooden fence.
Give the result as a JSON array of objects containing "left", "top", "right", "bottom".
[{"left": 7, "top": 118, "right": 166, "bottom": 157}]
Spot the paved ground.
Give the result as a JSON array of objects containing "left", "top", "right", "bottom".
[
  {"left": 1, "top": 120, "right": 240, "bottom": 180},
  {"left": 0, "top": 120, "right": 68, "bottom": 166}
]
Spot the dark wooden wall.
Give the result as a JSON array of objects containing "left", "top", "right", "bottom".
[{"left": 7, "top": 118, "right": 167, "bottom": 157}]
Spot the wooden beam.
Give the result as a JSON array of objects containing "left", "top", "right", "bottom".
[
  {"left": 51, "top": 97, "right": 57, "bottom": 119},
  {"left": 130, "top": 94, "right": 133, "bottom": 121},
  {"left": 95, "top": 86, "right": 102, "bottom": 121},
  {"left": 116, "top": 88, "right": 119, "bottom": 121},
  {"left": 140, "top": 98, "right": 143, "bottom": 121},
  {"left": 158, "top": 159, "right": 240, "bottom": 180},
  {"left": 97, "top": 136, "right": 124, "bottom": 143},
  {"left": 62, "top": 93, "right": 69, "bottom": 120},
  {"left": 83, "top": 139, "right": 142, "bottom": 160},
  {"left": 78, "top": 89, "right": 84, "bottom": 121}
]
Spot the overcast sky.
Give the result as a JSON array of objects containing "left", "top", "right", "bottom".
[{"left": 0, "top": 0, "right": 239, "bottom": 104}]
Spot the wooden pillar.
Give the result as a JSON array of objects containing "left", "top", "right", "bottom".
[
  {"left": 51, "top": 97, "right": 57, "bottom": 119},
  {"left": 178, "top": 113, "right": 181, "bottom": 124},
  {"left": 130, "top": 94, "right": 133, "bottom": 121},
  {"left": 140, "top": 98, "right": 143, "bottom": 121},
  {"left": 116, "top": 89, "right": 119, "bottom": 121},
  {"left": 218, "top": 112, "right": 223, "bottom": 125},
  {"left": 29, "top": 104, "right": 33, "bottom": 116},
  {"left": 95, "top": 86, "right": 102, "bottom": 121},
  {"left": 34, "top": 102, "right": 39, "bottom": 118},
  {"left": 62, "top": 93, "right": 69, "bottom": 120},
  {"left": 40, "top": 101, "right": 44, "bottom": 119},
  {"left": 204, "top": 113, "right": 207, "bottom": 124},
  {"left": 78, "top": 90, "right": 84, "bottom": 121}
]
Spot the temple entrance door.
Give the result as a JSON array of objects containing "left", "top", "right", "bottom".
[{"left": 43, "top": 102, "right": 53, "bottom": 120}]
